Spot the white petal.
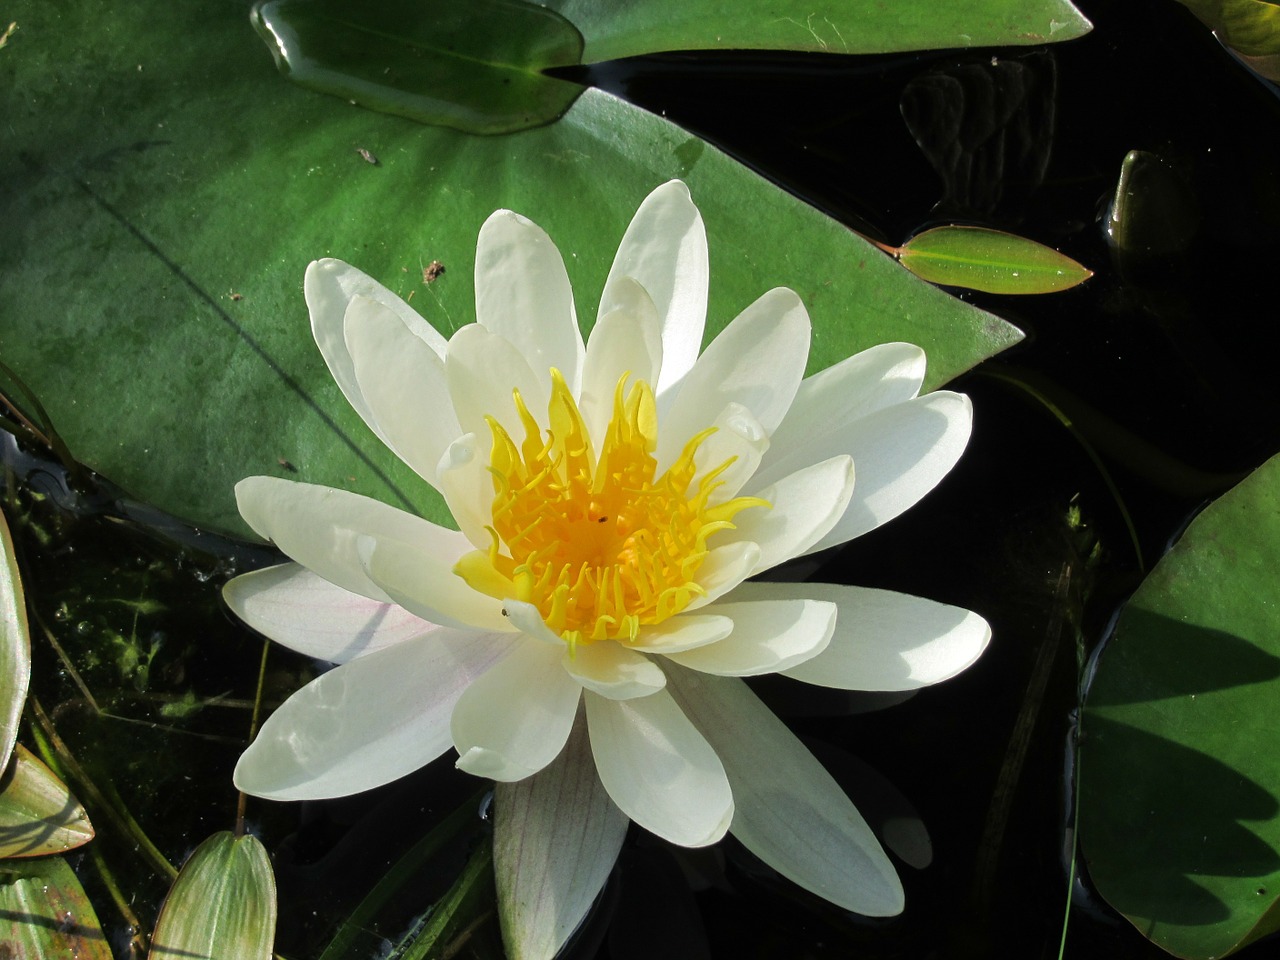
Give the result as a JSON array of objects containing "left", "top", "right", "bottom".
[
  {"left": 436, "top": 433, "right": 494, "bottom": 550},
  {"left": 503, "top": 599, "right": 568, "bottom": 647},
  {"left": 475, "top": 210, "right": 585, "bottom": 394},
  {"left": 585, "top": 689, "right": 732, "bottom": 847},
  {"left": 657, "top": 287, "right": 809, "bottom": 473},
  {"left": 665, "top": 666, "right": 904, "bottom": 916},
  {"left": 579, "top": 277, "right": 662, "bottom": 446},
  {"left": 235, "top": 476, "right": 457, "bottom": 601},
  {"left": 233, "top": 630, "right": 510, "bottom": 800},
  {"left": 563, "top": 642, "right": 667, "bottom": 700},
  {"left": 665, "top": 599, "right": 835, "bottom": 676},
  {"left": 306, "top": 259, "right": 447, "bottom": 448},
  {"left": 728, "top": 581, "right": 991, "bottom": 691},
  {"left": 345, "top": 295, "right": 461, "bottom": 489},
  {"left": 684, "top": 541, "right": 762, "bottom": 611},
  {"left": 601, "top": 181, "right": 707, "bottom": 398},
  {"left": 494, "top": 712, "right": 628, "bottom": 960},
  {"left": 452, "top": 640, "right": 582, "bottom": 781},
  {"left": 751, "top": 391, "right": 973, "bottom": 550},
  {"left": 445, "top": 323, "right": 550, "bottom": 442},
  {"left": 629, "top": 614, "right": 733, "bottom": 654},
  {"left": 692, "top": 403, "right": 769, "bottom": 502},
  {"left": 726, "top": 456, "right": 855, "bottom": 574},
  {"left": 363, "top": 536, "right": 515, "bottom": 633},
  {"left": 223, "top": 563, "right": 436, "bottom": 663}
]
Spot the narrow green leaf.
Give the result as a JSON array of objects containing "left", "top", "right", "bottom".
[
  {"left": 1081, "top": 451, "right": 1280, "bottom": 959},
  {"left": 251, "top": 0, "right": 585, "bottom": 134},
  {"left": 148, "top": 831, "right": 277, "bottom": 960},
  {"left": 0, "top": 744, "right": 94, "bottom": 858},
  {"left": 0, "top": 855, "right": 112, "bottom": 959},
  {"left": 545, "top": 0, "right": 1092, "bottom": 63},
  {"left": 394, "top": 841, "right": 495, "bottom": 960},
  {"left": 0, "top": 508, "right": 29, "bottom": 769},
  {"left": 897, "top": 225, "right": 1093, "bottom": 294}
]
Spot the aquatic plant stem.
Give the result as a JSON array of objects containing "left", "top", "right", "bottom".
[
  {"left": 236, "top": 637, "right": 271, "bottom": 838},
  {"left": 88, "top": 842, "right": 149, "bottom": 957}
]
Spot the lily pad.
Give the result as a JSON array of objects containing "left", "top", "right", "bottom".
[
  {"left": 0, "top": 744, "right": 94, "bottom": 859},
  {"left": 148, "top": 831, "right": 277, "bottom": 960},
  {"left": 1081, "top": 451, "right": 1280, "bottom": 958},
  {"left": 0, "top": 508, "right": 28, "bottom": 770},
  {"left": 0, "top": 855, "right": 112, "bottom": 959},
  {"left": 896, "top": 225, "right": 1093, "bottom": 294}
]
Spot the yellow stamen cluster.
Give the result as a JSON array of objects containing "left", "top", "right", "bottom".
[{"left": 454, "top": 370, "right": 767, "bottom": 651}]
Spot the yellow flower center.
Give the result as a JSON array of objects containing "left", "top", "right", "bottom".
[{"left": 454, "top": 370, "right": 768, "bottom": 650}]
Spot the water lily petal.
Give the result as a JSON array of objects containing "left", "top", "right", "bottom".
[
  {"left": 665, "top": 598, "right": 835, "bottom": 676},
  {"left": 223, "top": 563, "right": 435, "bottom": 663},
  {"left": 579, "top": 277, "right": 662, "bottom": 446},
  {"left": 503, "top": 599, "right": 568, "bottom": 647},
  {"left": 445, "top": 323, "right": 550, "bottom": 441},
  {"left": 665, "top": 666, "right": 904, "bottom": 916},
  {"left": 494, "top": 711, "right": 628, "bottom": 960},
  {"left": 475, "top": 209, "right": 584, "bottom": 394},
  {"left": 453, "top": 640, "right": 582, "bottom": 781},
  {"left": 235, "top": 476, "right": 457, "bottom": 601},
  {"left": 345, "top": 295, "right": 460, "bottom": 489},
  {"left": 585, "top": 689, "right": 732, "bottom": 847},
  {"left": 658, "top": 287, "right": 809, "bottom": 472},
  {"left": 600, "top": 181, "right": 707, "bottom": 398},
  {"left": 727, "top": 581, "right": 991, "bottom": 691},
  {"left": 436, "top": 433, "right": 493, "bottom": 549},
  {"left": 363, "top": 536, "right": 515, "bottom": 633},
  {"left": 727, "top": 455, "right": 854, "bottom": 575},
  {"left": 684, "top": 541, "right": 762, "bottom": 611},
  {"left": 629, "top": 614, "right": 733, "bottom": 654},
  {"left": 692, "top": 403, "right": 769, "bottom": 502},
  {"left": 234, "top": 630, "right": 510, "bottom": 800},
  {"left": 563, "top": 641, "right": 667, "bottom": 700}
]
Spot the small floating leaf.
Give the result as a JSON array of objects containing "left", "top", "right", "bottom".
[
  {"left": 1081, "top": 451, "right": 1280, "bottom": 959},
  {"left": 148, "top": 831, "right": 277, "bottom": 960},
  {"left": 252, "top": 0, "right": 585, "bottom": 134},
  {"left": 896, "top": 225, "right": 1093, "bottom": 294},
  {"left": 0, "top": 507, "right": 29, "bottom": 769},
  {"left": 0, "top": 745, "right": 94, "bottom": 858},
  {"left": 1105, "top": 150, "right": 1201, "bottom": 258},
  {"left": 0, "top": 855, "right": 112, "bottom": 959}
]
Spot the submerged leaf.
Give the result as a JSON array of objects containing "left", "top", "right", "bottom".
[
  {"left": 0, "top": 855, "right": 112, "bottom": 959},
  {"left": 148, "top": 831, "right": 277, "bottom": 960},
  {"left": 1081, "top": 451, "right": 1280, "bottom": 959},
  {"left": 896, "top": 225, "right": 1093, "bottom": 294},
  {"left": 0, "top": 745, "right": 94, "bottom": 858},
  {"left": 0, "top": 507, "right": 29, "bottom": 770}
]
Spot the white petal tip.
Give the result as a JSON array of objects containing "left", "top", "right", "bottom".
[{"left": 456, "top": 746, "right": 540, "bottom": 783}]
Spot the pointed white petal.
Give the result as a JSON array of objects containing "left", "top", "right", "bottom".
[
  {"left": 445, "top": 323, "right": 550, "bottom": 442},
  {"left": 452, "top": 640, "right": 582, "bottom": 781},
  {"left": 475, "top": 210, "right": 584, "bottom": 393},
  {"left": 503, "top": 600, "right": 569, "bottom": 647},
  {"left": 692, "top": 403, "right": 769, "bottom": 502},
  {"left": 657, "top": 287, "right": 809, "bottom": 472},
  {"left": 436, "top": 433, "right": 494, "bottom": 549},
  {"left": 684, "top": 541, "right": 761, "bottom": 611},
  {"left": 726, "top": 456, "right": 855, "bottom": 574},
  {"left": 345, "top": 295, "right": 460, "bottom": 489},
  {"left": 727, "top": 581, "right": 991, "bottom": 691},
  {"left": 235, "top": 476, "right": 456, "bottom": 601},
  {"left": 585, "top": 689, "right": 732, "bottom": 848},
  {"left": 665, "top": 666, "right": 904, "bottom": 916},
  {"left": 665, "top": 598, "right": 835, "bottom": 676},
  {"left": 233, "top": 630, "right": 510, "bottom": 800},
  {"left": 600, "top": 181, "right": 707, "bottom": 397},
  {"left": 579, "top": 278, "right": 662, "bottom": 446},
  {"left": 494, "top": 712, "right": 628, "bottom": 960},
  {"left": 223, "top": 563, "right": 436, "bottom": 662},
  {"left": 563, "top": 642, "right": 667, "bottom": 700},
  {"left": 363, "top": 536, "right": 515, "bottom": 633},
  {"left": 629, "top": 614, "right": 733, "bottom": 654}
]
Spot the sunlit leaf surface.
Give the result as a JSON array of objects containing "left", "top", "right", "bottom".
[
  {"left": 149, "top": 831, "right": 277, "bottom": 960},
  {"left": 0, "top": 745, "right": 93, "bottom": 859},
  {"left": 0, "top": 855, "right": 112, "bottom": 959},
  {"left": 1081, "top": 451, "right": 1280, "bottom": 959},
  {"left": 896, "top": 225, "right": 1093, "bottom": 294},
  {"left": 1175, "top": 0, "right": 1280, "bottom": 57},
  {"left": 0, "top": 509, "right": 28, "bottom": 769},
  {"left": 1, "top": 0, "right": 1021, "bottom": 537}
]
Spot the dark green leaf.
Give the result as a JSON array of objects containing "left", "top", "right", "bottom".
[
  {"left": 0, "top": 745, "right": 94, "bottom": 859},
  {"left": 897, "top": 225, "right": 1093, "bottom": 294},
  {"left": 1174, "top": 0, "right": 1280, "bottom": 57},
  {"left": 1081, "top": 451, "right": 1280, "bottom": 959},
  {"left": 0, "top": 855, "right": 112, "bottom": 959},
  {"left": 0, "top": 508, "right": 28, "bottom": 769}
]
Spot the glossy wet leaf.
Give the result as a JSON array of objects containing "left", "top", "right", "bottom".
[
  {"left": 252, "top": 0, "right": 585, "bottom": 134},
  {"left": 896, "top": 225, "right": 1093, "bottom": 294},
  {"left": 0, "top": 745, "right": 93, "bottom": 859},
  {"left": 0, "top": 508, "right": 28, "bottom": 770},
  {"left": 1105, "top": 150, "right": 1201, "bottom": 258},
  {"left": 0, "top": 854, "right": 112, "bottom": 959},
  {"left": 546, "top": 0, "right": 1092, "bottom": 63},
  {"left": 1081, "top": 451, "right": 1280, "bottom": 959},
  {"left": 2, "top": 1, "right": 1022, "bottom": 537},
  {"left": 148, "top": 831, "right": 276, "bottom": 960},
  {"left": 1174, "top": 0, "right": 1280, "bottom": 57}
]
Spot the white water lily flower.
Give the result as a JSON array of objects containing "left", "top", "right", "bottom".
[{"left": 226, "top": 181, "right": 990, "bottom": 950}]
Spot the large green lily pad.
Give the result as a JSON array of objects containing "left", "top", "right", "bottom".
[{"left": 1081, "top": 451, "right": 1280, "bottom": 958}]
